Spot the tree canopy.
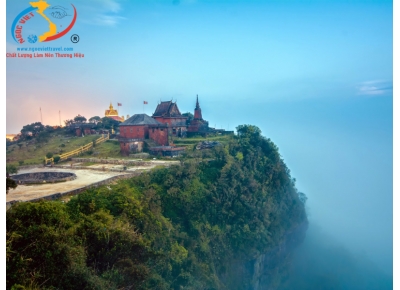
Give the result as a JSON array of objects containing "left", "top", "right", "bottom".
[
  {"left": 6, "top": 125, "right": 307, "bottom": 289},
  {"left": 74, "top": 115, "right": 87, "bottom": 123}
]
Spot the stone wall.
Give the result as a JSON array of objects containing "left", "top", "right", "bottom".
[
  {"left": 149, "top": 127, "right": 169, "bottom": 145},
  {"left": 6, "top": 173, "right": 140, "bottom": 210},
  {"left": 120, "top": 125, "right": 148, "bottom": 139}
]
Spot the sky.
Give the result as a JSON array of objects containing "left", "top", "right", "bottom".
[{"left": 5, "top": 0, "right": 394, "bottom": 283}]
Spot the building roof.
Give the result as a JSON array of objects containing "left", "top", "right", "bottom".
[
  {"left": 153, "top": 101, "right": 184, "bottom": 118},
  {"left": 120, "top": 114, "right": 164, "bottom": 126},
  {"left": 106, "top": 115, "right": 124, "bottom": 122},
  {"left": 105, "top": 103, "right": 119, "bottom": 117}
]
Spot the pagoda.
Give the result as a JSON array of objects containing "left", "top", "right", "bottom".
[{"left": 104, "top": 102, "right": 124, "bottom": 122}]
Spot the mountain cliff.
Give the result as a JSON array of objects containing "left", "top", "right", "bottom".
[{"left": 6, "top": 125, "right": 308, "bottom": 290}]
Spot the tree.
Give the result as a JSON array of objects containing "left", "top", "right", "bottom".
[
  {"left": 6, "top": 164, "right": 18, "bottom": 177},
  {"left": 298, "top": 192, "right": 308, "bottom": 204},
  {"left": 21, "top": 122, "right": 45, "bottom": 138},
  {"left": 6, "top": 178, "right": 17, "bottom": 194},
  {"left": 99, "top": 117, "right": 120, "bottom": 130},
  {"left": 236, "top": 124, "right": 261, "bottom": 138},
  {"left": 6, "top": 165, "right": 18, "bottom": 194},
  {"left": 89, "top": 116, "right": 101, "bottom": 124},
  {"left": 53, "top": 156, "right": 61, "bottom": 164},
  {"left": 64, "top": 119, "right": 74, "bottom": 127},
  {"left": 182, "top": 112, "right": 194, "bottom": 124},
  {"left": 46, "top": 152, "right": 54, "bottom": 159},
  {"left": 74, "top": 115, "right": 87, "bottom": 123},
  {"left": 44, "top": 125, "right": 56, "bottom": 133}
]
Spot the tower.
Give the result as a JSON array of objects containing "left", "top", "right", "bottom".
[{"left": 194, "top": 95, "right": 203, "bottom": 120}]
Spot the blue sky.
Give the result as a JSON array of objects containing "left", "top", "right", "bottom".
[{"left": 6, "top": 0, "right": 393, "bottom": 276}]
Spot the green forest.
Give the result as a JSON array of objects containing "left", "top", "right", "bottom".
[{"left": 6, "top": 125, "right": 308, "bottom": 289}]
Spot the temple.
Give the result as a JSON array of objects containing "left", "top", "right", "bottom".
[
  {"left": 117, "top": 96, "right": 232, "bottom": 156},
  {"left": 118, "top": 114, "right": 169, "bottom": 154},
  {"left": 105, "top": 103, "right": 124, "bottom": 122},
  {"left": 187, "top": 95, "right": 211, "bottom": 136},
  {"left": 152, "top": 101, "right": 187, "bottom": 137}
]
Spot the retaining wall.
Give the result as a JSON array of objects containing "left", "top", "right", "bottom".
[{"left": 6, "top": 172, "right": 140, "bottom": 210}]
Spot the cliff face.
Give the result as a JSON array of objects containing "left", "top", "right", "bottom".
[
  {"left": 251, "top": 220, "right": 308, "bottom": 290},
  {"left": 218, "top": 220, "right": 308, "bottom": 290}
]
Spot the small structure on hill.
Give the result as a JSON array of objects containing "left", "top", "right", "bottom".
[
  {"left": 152, "top": 101, "right": 187, "bottom": 137},
  {"left": 73, "top": 123, "right": 97, "bottom": 137},
  {"left": 105, "top": 103, "right": 124, "bottom": 122},
  {"left": 118, "top": 114, "right": 169, "bottom": 155},
  {"left": 187, "top": 95, "right": 213, "bottom": 136},
  {"left": 196, "top": 140, "right": 222, "bottom": 150}
]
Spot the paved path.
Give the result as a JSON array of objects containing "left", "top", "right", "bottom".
[{"left": 7, "top": 167, "right": 128, "bottom": 202}]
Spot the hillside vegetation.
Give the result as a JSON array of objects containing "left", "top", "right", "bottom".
[
  {"left": 6, "top": 135, "right": 121, "bottom": 166},
  {"left": 6, "top": 125, "right": 308, "bottom": 290}
]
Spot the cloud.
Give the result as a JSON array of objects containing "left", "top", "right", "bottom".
[
  {"left": 93, "top": 15, "right": 126, "bottom": 26},
  {"left": 82, "top": 0, "right": 125, "bottom": 26},
  {"left": 101, "top": 0, "right": 122, "bottom": 13},
  {"left": 356, "top": 80, "right": 392, "bottom": 96}
]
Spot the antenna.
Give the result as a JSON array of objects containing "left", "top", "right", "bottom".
[
  {"left": 40, "top": 107, "right": 43, "bottom": 124},
  {"left": 59, "top": 110, "right": 61, "bottom": 126}
]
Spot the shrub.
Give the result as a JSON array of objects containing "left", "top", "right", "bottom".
[
  {"left": 54, "top": 156, "right": 61, "bottom": 164},
  {"left": 46, "top": 152, "right": 53, "bottom": 159}
]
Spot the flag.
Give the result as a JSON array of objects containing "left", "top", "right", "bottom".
[
  {"left": 143, "top": 101, "right": 148, "bottom": 104},
  {"left": 117, "top": 103, "right": 122, "bottom": 106}
]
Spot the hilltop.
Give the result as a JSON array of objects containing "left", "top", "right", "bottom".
[{"left": 6, "top": 124, "right": 308, "bottom": 289}]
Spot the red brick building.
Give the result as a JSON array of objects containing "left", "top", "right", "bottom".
[
  {"left": 188, "top": 95, "right": 211, "bottom": 136},
  {"left": 118, "top": 114, "right": 169, "bottom": 155},
  {"left": 152, "top": 101, "right": 187, "bottom": 137},
  {"left": 74, "top": 123, "right": 96, "bottom": 137}
]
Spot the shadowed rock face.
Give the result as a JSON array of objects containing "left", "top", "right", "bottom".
[
  {"left": 11, "top": 172, "right": 77, "bottom": 184},
  {"left": 218, "top": 220, "right": 309, "bottom": 290}
]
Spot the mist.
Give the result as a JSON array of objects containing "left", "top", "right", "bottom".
[
  {"left": 280, "top": 222, "right": 393, "bottom": 290},
  {"left": 203, "top": 93, "right": 393, "bottom": 287}
]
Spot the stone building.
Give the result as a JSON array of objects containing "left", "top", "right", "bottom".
[
  {"left": 74, "top": 123, "right": 96, "bottom": 137},
  {"left": 187, "top": 95, "right": 212, "bottom": 136},
  {"left": 152, "top": 101, "right": 187, "bottom": 137},
  {"left": 118, "top": 114, "right": 169, "bottom": 155}
]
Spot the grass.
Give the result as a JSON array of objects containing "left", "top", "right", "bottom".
[
  {"left": 173, "top": 134, "right": 233, "bottom": 145},
  {"left": 6, "top": 134, "right": 234, "bottom": 166},
  {"left": 6, "top": 135, "right": 107, "bottom": 166},
  {"left": 90, "top": 140, "right": 124, "bottom": 159}
]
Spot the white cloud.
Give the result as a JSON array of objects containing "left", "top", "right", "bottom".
[
  {"left": 81, "top": 0, "right": 125, "bottom": 26},
  {"left": 93, "top": 14, "right": 125, "bottom": 26},
  {"left": 356, "top": 80, "right": 392, "bottom": 96},
  {"left": 101, "top": 0, "right": 121, "bottom": 13}
]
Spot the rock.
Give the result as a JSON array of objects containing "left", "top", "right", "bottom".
[{"left": 196, "top": 141, "right": 222, "bottom": 150}]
